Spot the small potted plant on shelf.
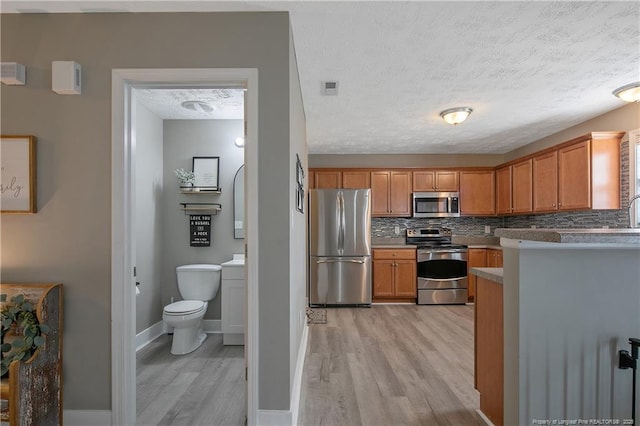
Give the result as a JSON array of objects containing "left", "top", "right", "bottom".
[
  {"left": 175, "top": 168, "right": 196, "bottom": 191},
  {"left": 1, "top": 293, "right": 50, "bottom": 378}
]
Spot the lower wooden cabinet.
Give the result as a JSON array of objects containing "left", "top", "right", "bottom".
[
  {"left": 475, "top": 276, "right": 504, "bottom": 426},
  {"left": 467, "top": 247, "right": 502, "bottom": 301},
  {"left": 372, "top": 248, "right": 416, "bottom": 302}
]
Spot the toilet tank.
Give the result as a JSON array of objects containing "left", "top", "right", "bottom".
[{"left": 176, "top": 264, "right": 222, "bottom": 301}]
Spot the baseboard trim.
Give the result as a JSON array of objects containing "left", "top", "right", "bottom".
[
  {"left": 476, "top": 408, "right": 496, "bottom": 426},
  {"left": 137, "top": 320, "right": 222, "bottom": 353},
  {"left": 63, "top": 410, "right": 112, "bottom": 426},
  {"left": 257, "top": 409, "right": 292, "bottom": 426},
  {"left": 290, "top": 323, "right": 309, "bottom": 426},
  {"left": 135, "top": 321, "right": 164, "bottom": 352}
]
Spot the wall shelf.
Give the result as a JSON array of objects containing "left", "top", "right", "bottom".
[
  {"left": 180, "top": 187, "right": 221, "bottom": 194},
  {"left": 179, "top": 202, "right": 222, "bottom": 214}
]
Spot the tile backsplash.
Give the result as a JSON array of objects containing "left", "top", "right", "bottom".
[{"left": 373, "top": 140, "right": 631, "bottom": 238}]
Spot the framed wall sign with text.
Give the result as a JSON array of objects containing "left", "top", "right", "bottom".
[
  {"left": 192, "top": 156, "right": 220, "bottom": 190},
  {"left": 1, "top": 135, "right": 37, "bottom": 213}
]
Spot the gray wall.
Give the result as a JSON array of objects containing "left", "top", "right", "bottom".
[
  {"left": 310, "top": 153, "right": 504, "bottom": 168},
  {"left": 134, "top": 99, "right": 165, "bottom": 334},
  {"left": 162, "top": 119, "right": 244, "bottom": 320},
  {"left": 0, "top": 11, "right": 301, "bottom": 412}
]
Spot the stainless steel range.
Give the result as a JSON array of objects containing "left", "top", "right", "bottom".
[{"left": 406, "top": 228, "right": 468, "bottom": 305}]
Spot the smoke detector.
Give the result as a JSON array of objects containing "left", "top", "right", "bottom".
[
  {"left": 181, "top": 100, "right": 214, "bottom": 113},
  {"left": 321, "top": 81, "right": 339, "bottom": 96}
]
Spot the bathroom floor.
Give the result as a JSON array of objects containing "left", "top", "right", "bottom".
[{"left": 136, "top": 333, "right": 245, "bottom": 426}]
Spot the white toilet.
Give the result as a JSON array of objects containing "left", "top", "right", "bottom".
[{"left": 163, "top": 264, "right": 221, "bottom": 355}]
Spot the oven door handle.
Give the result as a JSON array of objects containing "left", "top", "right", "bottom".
[
  {"left": 423, "top": 249, "right": 466, "bottom": 254},
  {"left": 419, "top": 277, "right": 466, "bottom": 282},
  {"left": 316, "top": 258, "right": 366, "bottom": 264}
]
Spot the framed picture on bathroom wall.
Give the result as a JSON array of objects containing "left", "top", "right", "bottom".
[
  {"left": 1, "top": 135, "right": 37, "bottom": 214},
  {"left": 192, "top": 156, "right": 220, "bottom": 190}
]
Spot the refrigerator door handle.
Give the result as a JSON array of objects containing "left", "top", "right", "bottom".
[
  {"left": 338, "top": 192, "right": 345, "bottom": 254},
  {"left": 316, "top": 258, "right": 366, "bottom": 264}
]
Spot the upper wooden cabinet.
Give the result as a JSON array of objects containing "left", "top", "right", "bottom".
[
  {"left": 495, "top": 165, "right": 512, "bottom": 215},
  {"left": 460, "top": 170, "right": 496, "bottom": 216},
  {"left": 371, "top": 171, "right": 411, "bottom": 217},
  {"left": 532, "top": 150, "right": 559, "bottom": 212},
  {"left": 309, "top": 169, "right": 371, "bottom": 189},
  {"left": 412, "top": 170, "right": 459, "bottom": 192},
  {"left": 314, "top": 170, "right": 341, "bottom": 189},
  {"left": 342, "top": 170, "right": 371, "bottom": 189},
  {"left": 497, "top": 160, "right": 532, "bottom": 215},
  {"left": 532, "top": 132, "right": 623, "bottom": 213}
]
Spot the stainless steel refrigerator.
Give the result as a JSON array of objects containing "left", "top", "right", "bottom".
[{"left": 309, "top": 189, "right": 372, "bottom": 306}]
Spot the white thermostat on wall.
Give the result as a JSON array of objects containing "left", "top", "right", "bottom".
[{"left": 52, "top": 61, "right": 81, "bottom": 95}]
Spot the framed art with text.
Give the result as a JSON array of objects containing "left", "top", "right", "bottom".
[{"left": 1, "top": 135, "right": 37, "bottom": 213}]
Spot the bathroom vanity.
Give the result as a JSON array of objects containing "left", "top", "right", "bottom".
[{"left": 221, "top": 254, "right": 245, "bottom": 345}]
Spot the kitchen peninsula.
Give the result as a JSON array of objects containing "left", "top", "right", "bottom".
[{"left": 472, "top": 229, "right": 640, "bottom": 426}]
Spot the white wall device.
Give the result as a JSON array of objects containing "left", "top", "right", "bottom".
[
  {"left": 52, "top": 61, "right": 81, "bottom": 95},
  {"left": 0, "top": 62, "right": 26, "bottom": 85}
]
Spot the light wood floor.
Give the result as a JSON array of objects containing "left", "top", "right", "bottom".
[
  {"left": 136, "top": 305, "right": 480, "bottom": 426},
  {"left": 136, "top": 333, "right": 245, "bottom": 426},
  {"left": 299, "top": 304, "right": 483, "bottom": 426}
]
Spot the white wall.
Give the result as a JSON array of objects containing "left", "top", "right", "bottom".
[
  {"left": 133, "top": 98, "right": 165, "bottom": 334},
  {"left": 288, "top": 23, "right": 308, "bottom": 402},
  {"left": 162, "top": 119, "right": 245, "bottom": 320}
]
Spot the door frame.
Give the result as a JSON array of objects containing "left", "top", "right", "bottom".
[{"left": 111, "top": 68, "right": 259, "bottom": 425}]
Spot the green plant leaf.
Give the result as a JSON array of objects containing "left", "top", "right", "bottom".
[
  {"left": 0, "top": 365, "right": 8, "bottom": 377},
  {"left": 21, "top": 301, "right": 33, "bottom": 311},
  {"left": 39, "top": 324, "right": 50, "bottom": 333},
  {"left": 12, "top": 338, "right": 25, "bottom": 349},
  {"left": 1, "top": 343, "right": 11, "bottom": 352},
  {"left": 13, "top": 294, "right": 24, "bottom": 304},
  {"left": 0, "top": 294, "right": 6, "bottom": 302},
  {"left": 33, "top": 335, "right": 44, "bottom": 346},
  {"left": 14, "top": 351, "right": 25, "bottom": 361},
  {"left": 24, "top": 336, "right": 33, "bottom": 347},
  {"left": 2, "top": 317, "right": 13, "bottom": 328}
]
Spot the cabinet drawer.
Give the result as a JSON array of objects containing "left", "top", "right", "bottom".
[{"left": 373, "top": 249, "right": 416, "bottom": 260}]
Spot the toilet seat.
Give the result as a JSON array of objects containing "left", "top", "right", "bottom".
[{"left": 163, "top": 300, "right": 205, "bottom": 316}]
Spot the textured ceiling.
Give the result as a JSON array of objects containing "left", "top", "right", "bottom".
[
  {"left": 134, "top": 88, "right": 245, "bottom": 120},
  {"left": 3, "top": 1, "right": 639, "bottom": 154}
]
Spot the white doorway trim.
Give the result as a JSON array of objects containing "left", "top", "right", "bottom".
[{"left": 111, "top": 68, "right": 259, "bottom": 426}]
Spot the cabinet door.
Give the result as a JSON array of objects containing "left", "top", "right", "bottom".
[
  {"left": 460, "top": 171, "right": 496, "bottom": 215},
  {"left": 371, "top": 171, "right": 391, "bottom": 216},
  {"left": 495, "top": 166, "right": 512, "bottom": 215},
  {"left": 373, "top": 259, "right": 394, "bottom": 297},
  {"left": 486, "top": 249, "right": 503, "bottom": 267},
  {"left": 389, "top": 171, "right": 411, "bottom": 216},
  {"left": 394, "top": 260, "right": 417, "bottom": 297},
  {"left": 315, "top": 171, "right": 341, "bottom": 189},
  {"left": 308, "top": 170, "right": 315, "bottom": 189},
  {"left": 342, "top": 170, "right": 370, "bottom": 189},
  {"left": 532, "top": 151, "right": 558, "bottom": 212},
  {"left": 512, "top": 159, "right": 533, "bottom": 213},
  {"left": 435, "top": 171, "right": 459, "bottom": 191},
  {"left": 467, "top": 248, "right": 487, "bottom": 301},
  {"left": 558, "top": 140, "right": 591, "bottom": 210},
  {"left": 412, "top": 171, "right": 436, "bottom": 191},
  {"left": 412, "top": 170, "right": 458, "bottom": 191}
]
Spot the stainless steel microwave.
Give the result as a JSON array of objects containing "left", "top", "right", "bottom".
[{"left": 412, "top": 192, "right": 460, "bottom": 218}]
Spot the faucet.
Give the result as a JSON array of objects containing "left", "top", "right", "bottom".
[{"left": 629, "top": 193, "right": 640, "bottom": 228}]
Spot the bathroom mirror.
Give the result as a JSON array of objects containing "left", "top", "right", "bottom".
[{"left": 233, "top": 165, "right": 245, "bottom": 239}]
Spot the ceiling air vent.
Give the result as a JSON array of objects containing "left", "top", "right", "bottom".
[
  {"left": 181, "top": 100, "right": 214, "bottom": 113},
  {"left": 321, "top": 81, "right": 339, "bottom": 96}
]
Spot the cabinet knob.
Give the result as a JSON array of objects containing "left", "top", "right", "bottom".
[{"left": 552, "top": 203, "right": 556, "bottom": 207}]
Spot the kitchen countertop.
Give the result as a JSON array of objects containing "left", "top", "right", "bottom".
[
  {"left": 494, "top": 228, "right": 640, "bottom": 244},
  {"left": 470, "top": 267, "right": 503, "bottom": 284}
]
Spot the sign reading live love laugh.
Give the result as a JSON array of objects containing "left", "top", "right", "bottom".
[{"left": 190, "top": 215, "right": 211, "bottom": 247}]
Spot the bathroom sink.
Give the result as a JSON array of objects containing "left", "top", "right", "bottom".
[{"left": 222, "top": 254, "right": 245, "bottom": 267}]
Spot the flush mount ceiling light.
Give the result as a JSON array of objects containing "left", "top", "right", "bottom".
[
  {"left": 612, "top": 82, "right": 640, "bottom": 103},
  {"left": 440, "top": 107, "right": 473, "bottom": 125},
  {"left": 181, "top": 100, "right": 213, "bottom": 113}
]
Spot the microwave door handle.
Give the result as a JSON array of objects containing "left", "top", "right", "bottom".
[{"left": 446, "top": 197, "right": 451, "bottom": 213}]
